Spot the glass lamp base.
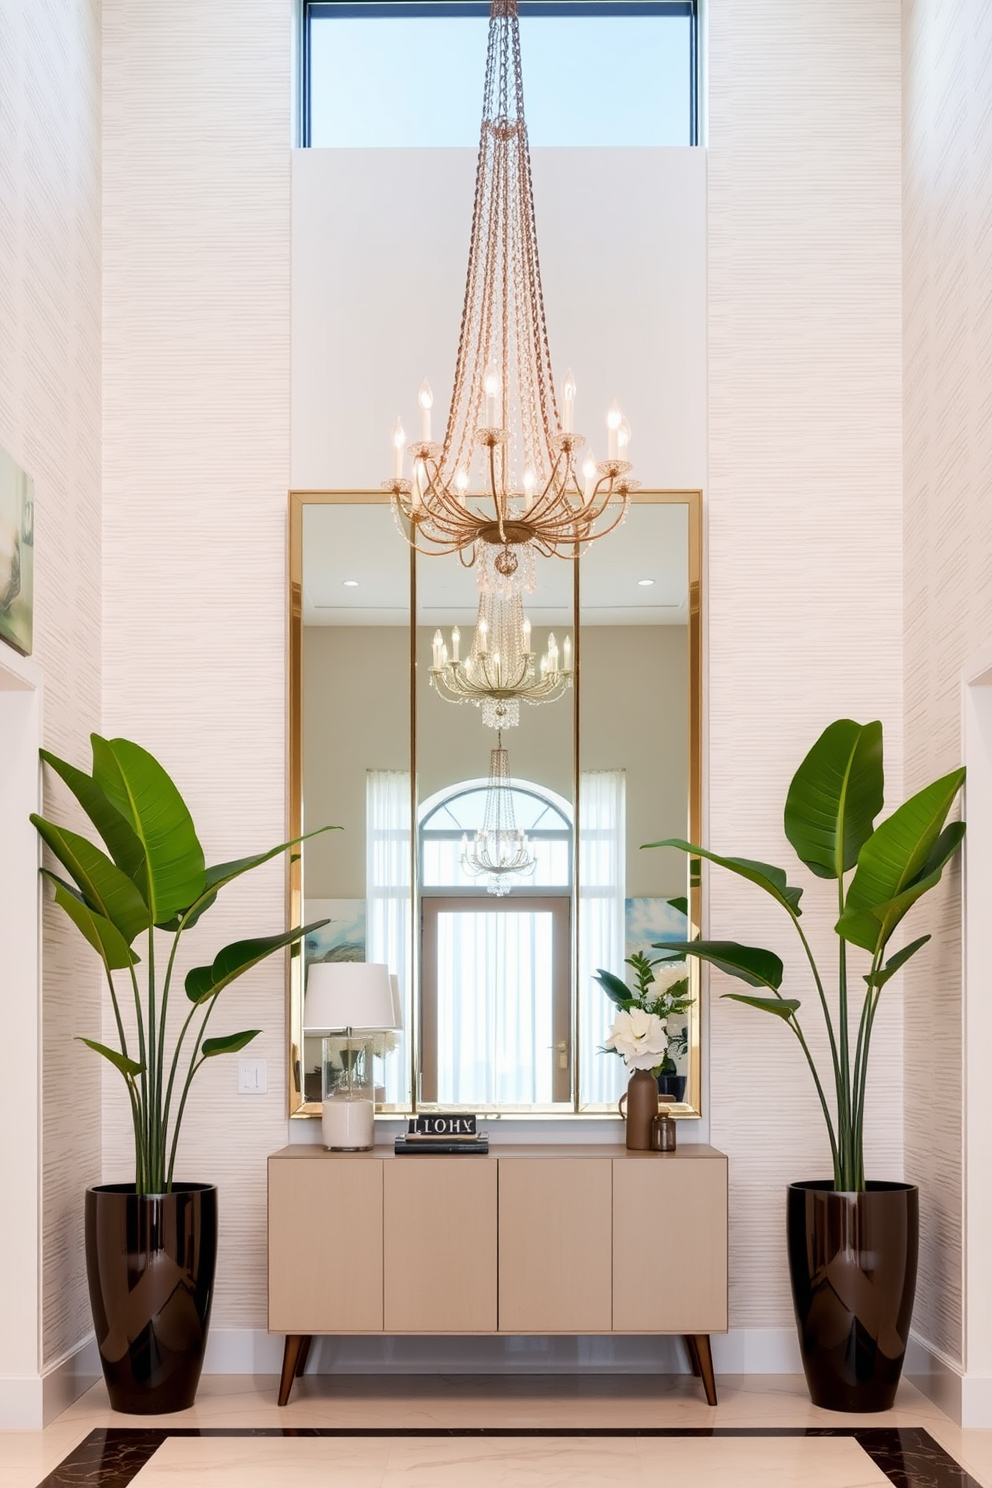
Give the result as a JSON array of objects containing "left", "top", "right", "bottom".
[{"left": 321, "top": 1095, "right": 375, "bottom": 1151}]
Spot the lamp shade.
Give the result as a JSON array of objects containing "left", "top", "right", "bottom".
[
  {"left": 389, "top": 973, "right": 403, "bottom": 1032},
  {"left": 304, "top": 963, "right": 395, "bottom": 1032}
]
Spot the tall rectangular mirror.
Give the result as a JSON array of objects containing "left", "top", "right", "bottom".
[{"left": 289, "top": 490, "right": 701, "bottom": 1119}]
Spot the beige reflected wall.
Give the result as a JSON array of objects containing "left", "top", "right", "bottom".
[{"left": 302, "top": 622, "right": 688, "bottom": 904}]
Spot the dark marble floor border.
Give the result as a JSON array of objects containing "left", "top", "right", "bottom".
[{"left": 35, "top": 1425, "right": 981, "bottom": 1488}]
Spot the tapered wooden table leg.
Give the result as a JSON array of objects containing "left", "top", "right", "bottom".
[
  {"left": 689, "top": 1333, "right": 717, "bottom": 1405},
  {"left": 278, "top": 1334, "right": 309, "bottom": 1406},
  {"left": 296, "top": 1335, "right": 313, "bottom": 1378},
  {"left": 684, "top": 1334, "right": 701, "bottom": 1376}
]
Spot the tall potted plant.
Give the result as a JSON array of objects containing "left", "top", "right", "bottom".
[
  {"left": 32, "top": 735, "right": 332, "bottom": 1414},
  {"left": 646, "top": 718, "right": 964, "bottom": 1411}
]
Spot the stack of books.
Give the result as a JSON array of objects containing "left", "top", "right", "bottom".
[{"left": 394, "top": 1114, "right": 488, "bottom": 1156}]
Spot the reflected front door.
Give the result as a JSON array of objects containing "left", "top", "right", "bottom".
[{"left": 420, "top": 895, "right": 571, "bottom": 1106}]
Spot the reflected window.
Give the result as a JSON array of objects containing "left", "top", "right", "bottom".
[{"left": 420, "top": 778, "right": 572, "bottom": 1106}]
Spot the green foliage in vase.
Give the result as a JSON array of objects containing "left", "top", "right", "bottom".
[
  {"left": 32, "top": 735, "right": 336, "bottom": 1195},
  {"left": 595, "top": 950, "right": 693, "bottom": 1075},
  {"left": 644, "top": 718, "right": 965, "bottom": 1191}
]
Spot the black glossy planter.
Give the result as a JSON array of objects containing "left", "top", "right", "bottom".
[
  {"left": 85, "top": 1183, "right": 217, "bottom": 1414},
  {"left": 787, "top": 1180, "right": 918, "bottom": 1412}
]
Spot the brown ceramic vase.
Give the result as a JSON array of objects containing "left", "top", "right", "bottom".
[
  {"left": 85, "top": 1183, "right": 217, "bottom": 1414},
  {"left": 619, "top": 1069, "right": 659, "bottom": 1150},
  {"left": 787, "top": 1180, "right": 919, "bottom": 1412}
]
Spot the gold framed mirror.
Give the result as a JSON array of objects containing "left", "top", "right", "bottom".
[{"left": 288, "top": 489, "right": 702, "bottom": 1120}]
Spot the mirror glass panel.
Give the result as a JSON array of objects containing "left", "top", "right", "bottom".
[{"left": 290, "top": 491, "right": 701, "bottom": 1119}]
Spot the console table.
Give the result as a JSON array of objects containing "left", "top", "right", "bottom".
[{"left": 268, "top": 1142, "right": 728, "bottom": 1406}]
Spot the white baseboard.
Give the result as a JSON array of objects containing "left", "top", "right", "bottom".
[
  {"left": 42, "top": 1337, "right": 101, "bottom": 1426},
  {"left": 0, "top": 1336, "right": 100, "bottom": 1431},
  {"left": 905, "top": 1331, "right": 992, "bottom": 1427},
  {"left": 202, "top": 1327, "right": 803, "bottom": 1377}
]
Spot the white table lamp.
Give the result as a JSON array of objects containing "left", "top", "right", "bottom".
[{"left": 304, "top": 963, "right": 395, "bottom": 1151}]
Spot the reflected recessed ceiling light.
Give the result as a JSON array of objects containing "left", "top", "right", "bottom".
[
  {"left": 638, "top": 578, "right": 655, "bottom": 587},
  {"left": 343, "top": 580, "right": 359, "bottom": 588}
]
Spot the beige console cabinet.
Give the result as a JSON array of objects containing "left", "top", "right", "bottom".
[{"left": 268, "top": 1143, "right": 727, "bottom": 1406}]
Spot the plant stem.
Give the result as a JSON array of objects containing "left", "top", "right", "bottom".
[
  {"left": 146, "top": 928, "right": 158, "bottom": 1190},
  {"left": 837, "top": 932, "right": 852, "bottom": 1189},
  {"left": 793, "top": 916, "right": 844, "bottom": 1109},
  {"left": 157, "top": 927, "right": 184, "bottom": 1156},
  {"left": 126, "top": 961, "right": 148, "bottom": 1182},
  {"left": 788, "top": 1014, "right": 841, "bottom": 1186},
  {"left": 161, "top": 995, "right": 206, "bottom": 1148},
  {"left": 165, "top": 992, "right": 222, "bottom": 1191}
]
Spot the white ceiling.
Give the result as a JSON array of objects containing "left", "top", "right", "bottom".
[{"left": 302, "top": 501, "right": 689, "bottom": 627}]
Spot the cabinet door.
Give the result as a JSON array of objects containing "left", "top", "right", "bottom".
[
  {"left": 498, "top": 1158, "right": 612, "bottom": 1332},
  {"left": 383, "top": 1159, "right": 497, "bottom": 1332},
  {"left": 612, "top": 1158, "right": 728, "bottom": 1333},
  {"left": 268, "top": 1157, "right": 383, "bottom": 1333}
]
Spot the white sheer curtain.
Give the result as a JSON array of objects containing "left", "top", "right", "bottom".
[
  {"left": 435, "top": 908, "right": 554, "bottom": 1105},
  {"left": 578, "top": 769, "right": 627, "bottom": 1105},
  {"left": 366, "top": 770, "right": 411, "bottom": 1104}
]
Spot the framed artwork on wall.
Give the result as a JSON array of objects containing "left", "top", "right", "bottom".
[
  {"left": 303, "top": 898, "right": 366, "bottom": 965},
  {"left": 0, "top": 447, "right": 34, "bottom": 657}
]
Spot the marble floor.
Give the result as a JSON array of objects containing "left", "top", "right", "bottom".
[{"left": 3, "top": 1374, "right": 992, "bottom": 1488}]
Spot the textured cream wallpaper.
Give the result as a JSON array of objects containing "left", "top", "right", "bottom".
[
  {"left": 0, "top": 0, "right": 103, "bottom": 1366},
  {"left": 100, "top": 0, "right": 908, "bottom": 1341},
  {"left": 707, "top": 0, "right": 904, "bottom": 1328},
  {"left": 102, "top": 1, "right": 292, "bottom": 1330},
  {"left": 902, "top": 0, "right": 992, "bottom": 1365}
]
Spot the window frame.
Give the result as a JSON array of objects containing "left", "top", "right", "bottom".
[{"left": 300, "top": 0, "right": 698, "bottom": 149}]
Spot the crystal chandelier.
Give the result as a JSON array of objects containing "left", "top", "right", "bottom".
[
  {"left": 383, "top": 0, "right": 636, "bottom": 590},
  {"left": 460, "top": 733, "right": 536, "bottom": 896},
  {"left": 430, "top": 590, "right": 573, "bottom": 729}
]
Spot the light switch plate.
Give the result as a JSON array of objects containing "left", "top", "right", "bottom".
[{"left": 238, "top": 1058, "right": 267, "bottom": 1095}]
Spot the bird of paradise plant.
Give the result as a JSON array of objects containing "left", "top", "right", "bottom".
[
  {"left": 645, "top": 719, "right": 965, "bottom": 1192},
  {"left": 31, "top": 735, "right": 334, "bottom": 1195}
]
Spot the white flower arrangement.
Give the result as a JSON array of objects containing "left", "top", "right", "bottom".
[{"left": 603, "top": 1006, "right": 670, "bottom": 1072}]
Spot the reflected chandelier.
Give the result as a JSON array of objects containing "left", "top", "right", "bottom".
[
  {"left": 383, "top": 0, "right": 636, "bottom": 591},
  {"left": 460, "top": 733, "right": 536, "bottom": 896},
  {"left": 430, "top": 590, "right": 573, "bottom": 730}
]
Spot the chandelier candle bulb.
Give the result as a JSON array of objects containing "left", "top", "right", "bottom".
[
  {"left": 583, "top": 449, "right": 597, "bottom": 501},
  {"left": 522, "top": 615, "right": 532, "bottom": 652},
  {"left": 523, "top": 468, "right": 536, "bottom": 510},
  {"left": 432, "top": 630, "right": 444, "bottom": 669},
  {"left": 618, "top": 417, "right": 631, "bottom": 460},
  {"left": 451, "top": 625, "right": 461, "bottom": 662},
  {"left": 547, "top": 633, "right": 558, "bottom": 673},
  {"left": 563, "top": 634, "right": 571, "bottom": 670},
  {"left": 484, "top": 363, "right": 501, "bottom": 427},
  {"left": 607, "top": 401, "right": 623, "bottom": 460},
  {"left": 418, "top": 381, "right": 433, "bottom": 442},
  {"left": 392, "top": 419, "right": 406, "bottom": 479},
  {"left": 562, "top": 369, "right": 576, "bottom": 433},
  {"left": 477, "top": 616, "right": 489, "bottom": 654}
]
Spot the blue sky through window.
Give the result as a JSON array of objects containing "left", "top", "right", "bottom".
[{"left": 309, "top": 13, "right": 693, "bottom": 147}]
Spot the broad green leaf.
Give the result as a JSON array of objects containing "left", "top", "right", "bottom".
[
  {"left": 593, "top": 969, "right": 633, "bottom": 1007},
  {"left": 39, "top": 749, "right": 146, "bottom": 884},
  {"left": 667, "top": 896, "right": 689, "bottom": 917},
  {"left": 32, "top": 815, "right": 151, "bottom": 943},
  {"left": 202, "top": 1030, "right": 262, "bottom": 1059},
  {"left": 863, "top": 935, "right": 931, "bottom": 989},
  {"left": 184, "top": 919, "right": 330, "bottom": 1004},
  {"left": 47, "top": 875, "right": 140, "bottom": 970},
  {"left": 838, "top": 821, "right": 966, "bottom": 953},
  {"left": 161, "top": 827, "right": 340, "bottom": 932},
  {"left": 840, "top": 773, "right": 966, "bottom": 952},
  {"left": 643, "top": 839, "right": 804, "bottom": 917},
  {"left": 655, "top": 939, "right": 784, "bottom": 991},
  {"left": 91, "top": 736, "right": 206, "bottom": 924},
  {"left": 78, "top": 1037, "right": 144, "bottom": 1078},
  {"left": 784, "top": 719, "right": 884, "bottom": 880},
  {"left": 723, "top": 993, "right": 801, "bottom": 1020}
]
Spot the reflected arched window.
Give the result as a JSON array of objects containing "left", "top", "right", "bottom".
[{"left": 418, "top": 779, "right": 572, "bottom": 1107}]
